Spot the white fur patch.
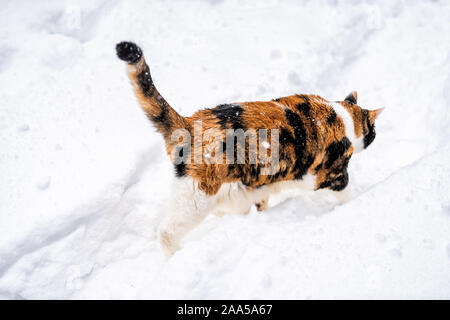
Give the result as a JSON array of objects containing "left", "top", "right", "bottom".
[
  {"left": 212, "top": 173, "right": 317, "bottom": 215},
  {"left": 159, "top": 173, "right": 318, "bottom": 256},
  {"left": 213, "top": 181, "right": 253, "bottom": 214},
  {"left": 330, "top": 102, "right": 364, "bottom": 153}
]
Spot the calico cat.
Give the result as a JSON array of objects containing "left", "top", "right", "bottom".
[{"left": 116, "top": 41, "right": 383, "bottom": 257}]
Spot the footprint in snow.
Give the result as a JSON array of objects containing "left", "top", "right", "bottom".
[
  {"left": 18, "top": 124, "right": 30, "bottom": 132},
  {"left": 36, "top": 176, "right": 51, "bottom": 190},
  {"left": 389, "top": 247, "right": 402, "bottom": 258}
]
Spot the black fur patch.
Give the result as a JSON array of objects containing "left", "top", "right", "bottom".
[
  {"left": 174, "top": 163, "right": 186, "bottom": 177},
  {"left": 151, "top": 104, "right": 168, "bottom": 125},
  {"left": 279, "top": 127, "right": 295, "bottom": 147},
  {"left": 296, "top": 102, "right": 311, "bottom": 118},
  {"left": 324, "top": 137, "right": 351, "bottom": 169},
  {"left": 284, "top": 109, "right": 311, "bottom": 179},
  {"left": 296, "top": 94, "right": 310, "bottom": 102},
  {"left": 326, "top": 110, "right": 337, "bottom": 125},
  {"left": 344, "top": 93, "right": 357, "bottom": 104},
  {"left": 285, "top": 110, "right": 306, "bottom": 146},
  {"left": 211, "top": 104, "right": 244, "bottom": 130},
  {"left": 314, "top": 163, "right": 323, "bottom": 172},
  {"left": 363, "top": 117, "right": 376, "bottom": 148},
  {"left": 137, "top": 64, "right": 155, "bottom": 97},
  {"left": 116, "top": 42, "right": 142, "bottom": 64},
  {"left": 267, "top": 128, "right": 295, "bottom": 183}
]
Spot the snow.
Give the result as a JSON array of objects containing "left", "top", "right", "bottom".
[{"left": 1, "top": 0, "right": 450, "bottom": 299}]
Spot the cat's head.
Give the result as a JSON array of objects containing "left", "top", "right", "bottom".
[{"left": 342, "top": 91, "right": 384, "bottom": 152}]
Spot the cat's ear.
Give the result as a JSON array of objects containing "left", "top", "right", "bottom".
[
  {"left": 344, "top": 91, "right": 358, "bottom": 104},
  {"left": 368, "top": 107, "right": 384, "bottom": 123}
]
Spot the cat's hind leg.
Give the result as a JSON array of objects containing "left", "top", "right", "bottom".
[{"left": 158, "top": 177, "right": 215, "bottom": 257}]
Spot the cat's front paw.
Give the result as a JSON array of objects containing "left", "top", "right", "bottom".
[{"left": 332, "top": 187, "right": 353, "bottom": 204}]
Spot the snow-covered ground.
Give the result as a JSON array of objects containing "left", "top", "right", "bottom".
[{"left": 1, "top": 0, "right": 450, "bottom": 299}]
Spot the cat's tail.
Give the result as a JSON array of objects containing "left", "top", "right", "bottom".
[{"left": 116, "top": 41, "right": 188, "bottom": 140}]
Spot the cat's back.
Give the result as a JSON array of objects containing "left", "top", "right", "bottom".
[{"left": 187, "top": 94, "right": 332, "bottom": 132}]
